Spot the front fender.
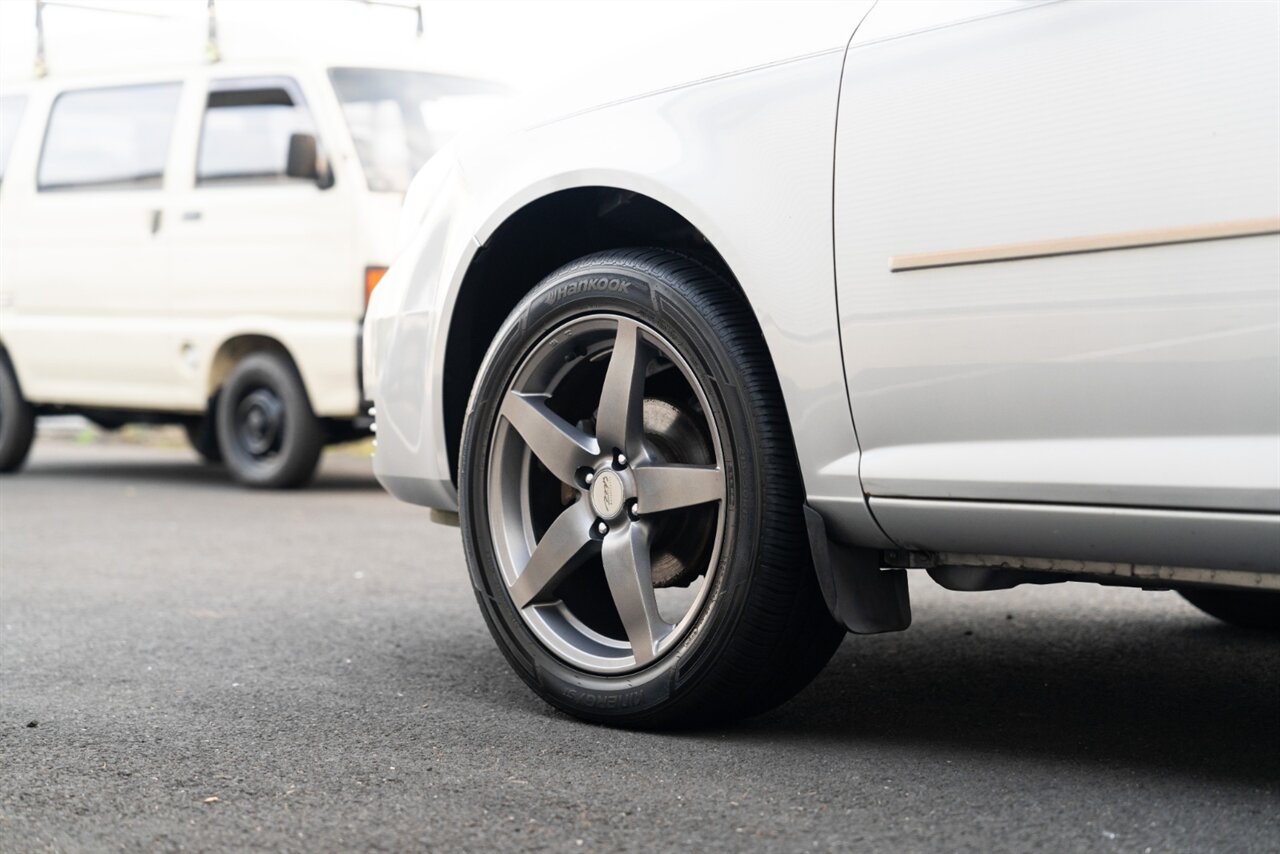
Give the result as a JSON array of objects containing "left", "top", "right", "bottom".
[{"left": 368, "top": 48, "right": 894, "bottom": 548}]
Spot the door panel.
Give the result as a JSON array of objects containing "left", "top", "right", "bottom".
[
  {"left": 834, "top": 1, "right": 1280, "bottom": 520},
  {"left": 3, "top": 81, "right": 184, "bottom": 408},
  {"left": 162, "top": 76, "right": 358, "bottom": 358}
]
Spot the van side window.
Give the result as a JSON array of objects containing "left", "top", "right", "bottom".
[
  {"left": 197, "top": 79, "right": 319, "bottom": 185},
  {"left": 0, "top": 94, "right": 28, "bottom": 186},
  {"left": 38, "top": 83, "right": 181, "bottom": 191}
]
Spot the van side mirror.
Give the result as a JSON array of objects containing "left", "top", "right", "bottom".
[{"left": 285, "top": 132, "right": 333, "bottom": 189}]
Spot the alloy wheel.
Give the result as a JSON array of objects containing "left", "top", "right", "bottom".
[{"left": 486, "top": 314, "right": 727, "bottom": 673}]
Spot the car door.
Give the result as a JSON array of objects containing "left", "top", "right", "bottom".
[
  {"left": 833, "top": 0, "right": 1280, "bottom": 550},
  {"left": 161, "top": 72, "right": 357, "bottom": 367},
  {"left": 1, "top": 79, "right": 184, "bottom": 409}
]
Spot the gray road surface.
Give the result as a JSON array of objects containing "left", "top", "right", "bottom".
[{"left": 1, "top": 441, "right": 1277, "bottom": 853}]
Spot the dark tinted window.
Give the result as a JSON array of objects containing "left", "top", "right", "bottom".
[
  {"left": 0, "top": 94, "right": 27, "bottom": 185},
  {"left": 197, "top": 78, "right": 317, "bottom": 185},
  {"left": 38, "top": 83, "right": 181, "bottom": 191}
]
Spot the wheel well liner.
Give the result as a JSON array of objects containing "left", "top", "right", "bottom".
[
  {"left": 208, "top": 335, "right": 300, "bottom": 400},
  {"left": 441, "top": 187, "right": 743, "bottom": 481}
]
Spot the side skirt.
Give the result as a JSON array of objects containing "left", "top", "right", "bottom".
[{"left": 869, "top": 497, "right": 1279, "bottom": 577}]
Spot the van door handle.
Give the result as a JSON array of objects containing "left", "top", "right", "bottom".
[
  {"left": 182, "top": 210, "right": 203, "bottom": 222},
  {"left": 149, "top": 209, "right": 162, "bottom": 235}
]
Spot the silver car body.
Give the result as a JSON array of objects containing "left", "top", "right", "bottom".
[{"left": 364, "top": 0, "right": 1279, "bottom": 581}]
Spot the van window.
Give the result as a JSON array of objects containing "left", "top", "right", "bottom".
[
  {"left": 0, "top": 94, "right": 27, "bottom": 185},
  {"left": 197, "top": 78, "right": 319, "bottom": 185},
  {"left": 328, "top": 68, "right": 505, "bottom": 193},
  {"left": 38, "top": 83, "right": 181, "bottom": 191}
]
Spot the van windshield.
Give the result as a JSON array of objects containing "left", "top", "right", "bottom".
[
  {"left": 0, "top": 94, "right": 28, "bottom": 186},
  {"left": 328, "top": 67, "right": 505, "bottom": 194}
]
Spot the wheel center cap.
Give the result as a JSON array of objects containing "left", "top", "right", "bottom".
[{"left": 589, "top": 469, "right": 626, "bottom": 519}]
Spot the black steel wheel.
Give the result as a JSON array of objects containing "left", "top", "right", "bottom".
[
  {"left": 216, "top": 353, "right": 321, "bottom": 489},
  {"left": 459, "top": 249, "right": 843, "bottom": 727}
]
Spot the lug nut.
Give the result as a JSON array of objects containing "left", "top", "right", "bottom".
[
  {"left": 597, "top": 521, "right": 609, "bottom": 536},
  {"left": 615, "top": 452, "right": 628, "bottom": 468},
  {"left": 584, "top": 471, "right": 595, "bottom": 485},
  {"left": 627, "top": 501, "right": 640, "bottom": 521}
]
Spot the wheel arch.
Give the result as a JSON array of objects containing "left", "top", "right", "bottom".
[
  {"left": 441, "top": 186, "right": 769, "bottom": 483},
  {"left": 207, "top": 334, "right": 305, "bottom": 404},
  {"left": 0, "top": 339, "right": 29, "bottom": 399}
]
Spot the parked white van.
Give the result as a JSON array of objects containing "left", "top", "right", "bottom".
[{"left": 0, "top": 59, "right": 501, "bottom": 486}]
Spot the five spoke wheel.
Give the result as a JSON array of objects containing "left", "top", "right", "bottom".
[
  {"left": 489, "top": 316, "right": 726, "bottom": 670},
  {"left": 462, "top": 250, "right": 847, "bottom": 725}
]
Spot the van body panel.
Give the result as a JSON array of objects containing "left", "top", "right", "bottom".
[{"left": 0, "top": 59, "right": 477, "bottom": 423}]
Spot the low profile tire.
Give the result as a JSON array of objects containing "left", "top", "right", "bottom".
[
  {"left": 0, "top": 353, "right": 36, "bottom": 474},
  {"left": 215, "top": 353, "right": 321, "bottom": 488},
  {"left": 1179, "top": 588, "right": 1280, "bottom": 632},
  {"left": 459, "top": 249, "right": 844, "bottom": 727},
  {"left": 184, "top": 413, "right": 222, "bottom": 465}
]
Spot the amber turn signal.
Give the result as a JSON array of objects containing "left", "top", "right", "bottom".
[{"left": 365, "top": 266, "right": 388, "bottom": 304}]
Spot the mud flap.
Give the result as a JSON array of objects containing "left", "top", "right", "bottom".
[{"left": 803, "top": 505, "right": 911, "bottom": 634}]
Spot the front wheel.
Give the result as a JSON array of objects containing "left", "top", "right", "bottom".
[
  {"left": 459, "top": 249, "right": 843, "bottom": 727},
  {"left": 215, "top": 353, "right": 321, "bottom": 488}
]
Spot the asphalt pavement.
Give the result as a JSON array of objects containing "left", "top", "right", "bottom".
[{"left": 1, "top": 439, "right": 1277, "bottom": 853}]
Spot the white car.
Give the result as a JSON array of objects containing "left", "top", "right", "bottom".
[
  {"left": 0, "top": 58, "right": 500, "bottom": 487},
  {"left": 363, "top": 0, "right": 1280, "bottom": 725}
]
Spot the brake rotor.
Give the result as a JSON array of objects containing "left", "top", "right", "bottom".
[{"left": 641, "top": 397, "right": 717, "bottom": 588}]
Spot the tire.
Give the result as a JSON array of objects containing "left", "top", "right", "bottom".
[
  {"left": 0, "top": 352, "right": 36, "bottom": 474},
  {"left": 1180, "top": 588, "right": 1280, "bottom": 632},
  {"left": 184, "top": 413, "right": 222, "bottom": 465},
  {"left": 215, "top": 352, "right": 321, "bottom": 488},
  {"left": 459, "top": 249, "right": 844, "bottom": 727}
]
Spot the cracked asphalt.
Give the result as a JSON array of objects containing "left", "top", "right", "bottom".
[{"left": 1, "top": 440, "right": 1277, "bottom": 852}]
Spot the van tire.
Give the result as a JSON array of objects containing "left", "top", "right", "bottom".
[
  {"left": 216, "top": 353, "right": 322, "bottom": 488},
  {"left": 184, "top": 415, "right": 223, "bottom": 464},
  {"left": 0, "top": 353, "right": 36, "bottom": 474}
]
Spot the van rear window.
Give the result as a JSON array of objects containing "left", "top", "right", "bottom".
[{"left": 38, "top": 82, "right": 181, "bottom": 192}]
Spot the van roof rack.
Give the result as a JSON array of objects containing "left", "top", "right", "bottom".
[
  {"left": 352, "top": 0, "right": 425, "bottom": 38},
  {"left": 33, "top": 0, "right": 215, "bottom": 77},
  {"left": 32, "top": 0, "right": 424, "bottom": 78}
]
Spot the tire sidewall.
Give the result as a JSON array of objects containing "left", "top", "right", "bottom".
[
  {"left": 0, "top": 352, "right": 36, "bottom": 473},
  {"left": 460, "top": 257, "right": 770, "bottom": 723}
]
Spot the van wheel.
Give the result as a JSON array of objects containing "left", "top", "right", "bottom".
[
  {"left": 1180, "top": 588, "right": 1280, "bottom": 632},
  {"left": 216, "top": 353, "right": 321, "bottom": 488},
  {"left": 459, "top": 249, "right": 844, "bottom": 727},
  {"left": 0, "top": 354, "right": 36, "bottom": 473},
  {"left": 184, "top": 413, "right": 222, "bottom": 465}
]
